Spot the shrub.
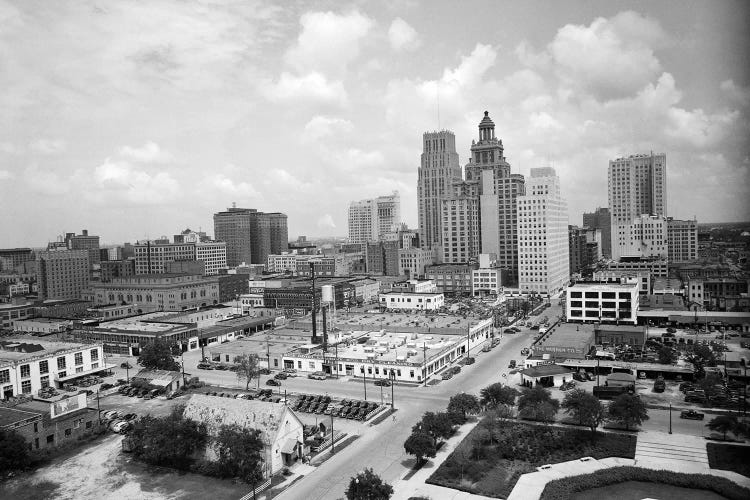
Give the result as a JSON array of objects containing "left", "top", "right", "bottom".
[{"left": 540, "top": 466, "right": 750, "bottom": 500}]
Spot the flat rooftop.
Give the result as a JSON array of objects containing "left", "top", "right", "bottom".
[
  {"left": 333, "top": 311, "right": 482, "bottom": 332},
  {"left": 0, "top": 338, "right": 90, "bottom": 363},
  {"left": 93, "top": 317, "right": 187, "bottom": 333},
  {"left": 536, "top": 323, "right": 596, "bottom": 348},
  {"left": 568, "top": 282, "right": 638, "bottom": 289}
]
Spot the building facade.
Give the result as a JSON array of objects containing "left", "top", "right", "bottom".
[
  {"left": 348, "top": 191, "right": 401, "bottom": 244},
  {"left": 379, "top": 291, "right": 445, "bottom": 311},
  {"left": 569, "top": 226, "right": 602, "bottom": 276},
  {"left": 612, "top": 214, "right": 668, "bottom": 261},
  {"left": 517, "top": 167, "right": 569, "bottom": 294},
  {"left": 426, "top": 264, "right": 475, "bottom": 297},
  {"left": 399, "top": 247, "right": 436, "bottom": 279},
  {"left": 87, "top": 273, "right": 220, "bottom": 313},
  {"left": 133, "top": 242, "right": 196, "bottom": 275},
  {"left": 464, "top": 112, "right": 525, "bottom": 285},
  {"left": 0, "top": 248, "right": 34, "bottom": 272},
  {"left": 213, "top": 207, "right": 289, "bottom": 267},
  {"left": 418, "top": 131, "right": 462, "bottom": 250},
  {"left": 365, "top": 241, "right": 400, "bottom": 276},
  {"left": 100, "top": 258, "right": 136, "bottom": 283},
  {"left": 583, "top": 208, "right": 612, "bottom": 259},
  {"left": 441, "top": 181, "right": 480, "bottom": 264},
  {"left": 667, "top": 218, "right": 698, "bottom": 262},
  {"left": 36, "top": 249, "right": 90, "bottom": 301},
  {"left": 566, "top": 282, "right": 640, "bottom": 324},
  {"left": 65, "top": 230, "right": 100, "bottom": 266},
  {"left": 196, "top": 241, "right": 228, "bottom": 276}
]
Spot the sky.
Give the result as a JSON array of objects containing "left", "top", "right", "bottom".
[{"left": 1, "top": 0, "right": 748, "bottom": 247}]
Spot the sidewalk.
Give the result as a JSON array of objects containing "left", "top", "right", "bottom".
[{"left": 390, "top": 419, "right": 496, "bottom": 500}]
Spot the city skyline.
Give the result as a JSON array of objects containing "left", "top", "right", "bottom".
[{"left": 1, "top": 0, "right": 749, "bottom": 247}]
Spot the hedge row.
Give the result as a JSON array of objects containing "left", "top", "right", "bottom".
[{"left": 539, "top": 466, "right": 750, "bottom": 500}]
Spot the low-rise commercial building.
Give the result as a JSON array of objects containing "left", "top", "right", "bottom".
[
  {"left": 566, "top": 281, "right": 639, "bottom": 324},
  {"left": 426, "top": 263, "right": 474, "bottom": 297},
  {"left": 14, "top": 318, "right": 71, "bottom": 335},
  {"left": 0, "top": 300, "right": 34, "bottom": 330},
  {"left": 379, "top": 291, "right": 444, "bottom": 311},
  {"left": 0, "top": 339, "right": 108, "bottom": 399}
]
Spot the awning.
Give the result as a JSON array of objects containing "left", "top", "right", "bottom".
[
  {"left": 280, "top": 438, "right": 298, "bottom": 455},
  {"left": 56, "top": 364, "right": 116, "bottom": 382}
]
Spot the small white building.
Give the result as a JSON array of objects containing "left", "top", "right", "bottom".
[
  {"left": 14, "top": 318, "right": 71, "bottom": 334},
  {"left": 566, "top": 281, "right": 639, "bottom": 325},
  {"left": 379, "top": 291, "right": 444, "bottom": 311},
  {"left": 183, "top": 394, "right": 304, "bottom": 475}
]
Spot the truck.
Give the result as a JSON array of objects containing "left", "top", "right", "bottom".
[{"left": 653, "top": 378, "right": 666, "bottom": 393}]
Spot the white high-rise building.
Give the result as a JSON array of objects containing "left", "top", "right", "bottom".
[
  {"left": 517, "top": 167, "right": 569, "bottom": 294},
  {"left": 348, "top": 191, "right": 401, "bottom": 244},
  {"left": 608, "top": 153, "right": 667, "bottom": 260},
  {"left": 418, "top": 131, "right": 462, "bottom": 250}
]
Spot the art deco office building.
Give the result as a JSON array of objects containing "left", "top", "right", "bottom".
[
  {"left": 418, "top": 131, "right": 462, "bottom": 250},
  {"left": 348, "top": 191, "right": 401, "bottom": 244},
  {"left": 465, "top": 112, "right": 525, "bottom": 285},
  {"left": 517, "top": 167, "right": 569, "bottom": 294},
  {"left": 441, "top": 181, "right": 480, "bottom": 264},
  {"left": 666, "top": 217, "right": 698, "bottom": 262},
  {"left": 36, "top": 249, "right": 90, "bottom": 300},
  {"left": 213, "top": 206, "right": 288, "bottom": 267}
]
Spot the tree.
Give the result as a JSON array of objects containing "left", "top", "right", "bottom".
[
  {"left": 686, "top": 345, "right": 717, "bottom": 378},
  {"left": 234, "top": 353, "right": 260, "bottom": 390},
  {"left": 403, "top": 432, "right": 436, "bottom": 465},
  {"left": 561, "top": 389, "right": 606, "bottom": 435},
  {"left": 412, "top": 412, "right": 454, "bottom": 443},
  {"left": 137, "top": 338, "right": 180, "bottom": 371},
  {"left": 0, "top": 428, "right": 31, "bottom": 474},
  {"left": 697, "top": 374, "right": 723, "bottom": 405},
  {"left": 607, "top": 394, "right": 649, "bottom": 431},
  {"left": 129, "top": 406, "right": 207, "bottom": 470},
  {"left": 214, "top": 424, "right": 264, "bottom": 484},
  {"left": 345, "top": 468, "right": 394, "bottom": 500},
  {"left": 480, "top": 383, "right": 519, "bottom": 410},
  {"left": 706, "top": 415, "right": 740, "bottom": 441},
  {"left": 447, "top": 393, "right": 481, "bottom": 420},
  {"left": 657, "top": 346, "right": 676, "bottom": 365},
  {"left": 518, "top": 385, "right": 560, "bottom": 422}
]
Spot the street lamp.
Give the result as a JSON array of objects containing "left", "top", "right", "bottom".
[
  {"left": 362, "top": 364, "right": 367, "bottom": 401},
  {"left": 668, "top": 403, "right": 672, "bottom": 434}
]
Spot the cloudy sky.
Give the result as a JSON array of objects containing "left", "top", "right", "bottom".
[{"left": 1, "top": 0, "right": 748, "bottom": 247}]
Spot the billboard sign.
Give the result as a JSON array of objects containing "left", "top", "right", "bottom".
[{"left": 51, "top": 393, "right": 87, "bottom": 418}]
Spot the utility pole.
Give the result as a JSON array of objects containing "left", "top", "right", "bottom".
[
  {"left": 334, "top": 340, "right": 339, "bottom": 379},
  {"left": 423, "top": 342, "right": 427, "bottom": 387},
  {"left": 363, "top": 363, "right": 367, "bottom": 401},
  {"left": 390, "top": 370, "right": 395, "bottom": 411},
  {"left": 330, "top": 411, "right": 335, "bottom": 454}
]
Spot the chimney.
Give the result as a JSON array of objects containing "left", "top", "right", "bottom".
[{"left": 82, "top": 229, "right": 88, "bottom": 236}]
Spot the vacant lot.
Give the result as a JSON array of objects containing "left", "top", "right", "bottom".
[
  {"left": 0, "top": 434, "right": 248, "bottom": 500},
  {"left": 427, "top": 418, "right": 637, "bottom": 498}
]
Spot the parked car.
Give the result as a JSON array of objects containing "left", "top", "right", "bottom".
[
  {"left": 266, "top": 379, "right": 281, "bottom": 386},
  {"left": 197, "top": 363, "right": 213, "bottom": 370},
  {"left": 308, "top": 371, "right": 328, "bottom": 380},
  {"left": 520, "top": 348, "right": 530, "bottom": 356},
  {"left": 559, "top": 380, "right": 576, "bottom": 391},
  {"left": 274, "top": 373, "right": 288, "bottom": 380},
  {"left": 573, "top": 372, "right": 587, "bottom": 382},
  {"left": 101, "top": 410, "right": 120, "bottom": 421},
  {"left": 111, "top": 421, "right": 131, "bottom": 434},
  {"left": 123, "top": 413, "right": 138, "bottom": 421},
  {"left": 283, "top": 368, "right": 298, "bottom": 376},
  {"left": 504, "top": 328, "right": 516, "bottom": 334},
  {"left": 441, "top": 371, "right": 454, "bottom": 380},
  {"left": 374, "top": 379, "right": 391, "bottom": 387},
  {"left": 680, "top": 410, "right": 705, "bottom": 420},
  {"left": 666, "top": 327, "right": 677, "bottom": 333},
  {"left": 465, "top": 357, "right": 475, "bottom": 365},
  {"left": 508, "top": 360, "right": 517, "bottom": 369},
  {"left": 482, "top": 345, "right": 491, "bottom": 352}
]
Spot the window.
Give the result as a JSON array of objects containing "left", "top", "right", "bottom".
[
  {"left": 64, "top": 428, "right": 72, "bottom": 437},
  {"left": 90, "top": 349, "right": 99, "bottom": 361},
  {"left": 74, "top": 352, "right": 83, "bottom": 365},
  {"left": 76, "top": 367, "right": 83, "bottom": 373},
  {"left": 20, "top": 364, "right": 30, "bottom": 378},
  {"left": 21, "top": 380, "right": 31, "bottom": 394},
  {"left": 91, "top": 363, "right": 98, "bottom": 369},
  {"left": 34, "top": 422, "right": 38, "bottom": 433},
  {"left": 57, "top": 357, "right": 66, "bottom": 370},
  {"left": 59, "top": 371, "right": 66, "bottom": 378},
  {"left": 40, "top": 375, "right": 49, "bottom": 388},
  {"left": 308, "top": 362, "right": 315, "bottom": 369},
  {"left": 297, "top": 361, "right": 302, "bottom": 369},
  {"left": 0, "top": 369, "right": 8, "bottom": 384},
  {"left": 86, "top": 421, "right": 92, "bottom": 429},
  {"left": 39, "top": 360, "right": 49, "bottom": 374},
  {"left": 47, "top": 435, "right": 54, "bottom": 444}
]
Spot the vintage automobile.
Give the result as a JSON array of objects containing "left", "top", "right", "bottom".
[{"left": 680, "top": 410, "right": 705, "bottom": 420}]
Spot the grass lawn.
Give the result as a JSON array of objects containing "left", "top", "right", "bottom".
[
  {"left": 426, "top": 418, "right": 637, "bottom": 499},
  {"left": 707, "top": 442, "right": 750, "bottom": 478}
]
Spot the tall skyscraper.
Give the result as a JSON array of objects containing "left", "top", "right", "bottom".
[
  {"left": 517, "top": 167, "right": 569, "bottom": 294},
  {"left": 418, "top": 131, "right": 461, "bottom": 250},
  {"left": 465, "top": 111, "right": 525, "bottom": 284},
  {"left": 36, "top": 249, "right": 90, "bottom": 300},
  {"left": 441, "top": 181, "right": 480, "bottom": 264},
  {"left": 608, "top": 153, "right": 667, "bottom": 260},
  {"left": 213, "top": 206, "right": 288, "bottom": 267},
  {"left": 583, "top": 207, "right": 611, "bottom": 259},
  {"left": 348, "top": 191, "right": 401, "bottom": 244}
]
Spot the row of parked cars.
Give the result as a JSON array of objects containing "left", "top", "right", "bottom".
[
  {"left": 118, "top": 385, "right": 164, "bottom": 399},
  {"left": 680, "top": 380, "right": 746, "bottom": 408},
  {"left": 101, "top": 410, "right": 137, "bottom": 434}
]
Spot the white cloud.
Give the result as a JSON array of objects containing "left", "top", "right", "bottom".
[
  {"left": 0, "top": 142, "right": 17, "bottom": 154},
  {"left": 86, "top": 158, "right": 180, "bottom": 205},
  {"left": 0, "top": 170, "right": 13, "bottom": 180},
  {"left": 285, "top": 10, "right": 374, "bottom": 76},
  {"left": 118, "top": 142, "right": 173, "bottom": 163},
  {"left": 441, "top": 43, "right": 496, "bottom": 88},
  {"left": 302, "top": 116, "right": 354, "bottom": 143},
  {"left": 514, "top": 40, "right": 550, "bottom": 69},
  {"left": 260, "top": 72, "right": 347, "bottom": 105},
  {"left": 549, "top": 11, "right": 666, "bottom": 101},
  {"left": 317, "top": 213, "right": 336, "bottom": 230},
  {"left": 388, "top": 18, "right": 421, "bottom": 51},
  {"left": 29, "top": 138, "right": 66, "bottom": 154},
  {"left": 207, "top": 173, "right": 260, "bottom": 198}
]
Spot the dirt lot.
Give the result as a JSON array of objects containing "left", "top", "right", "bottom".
[{"left": 0, "top": 434, "right": 248, "bottom": 500}]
